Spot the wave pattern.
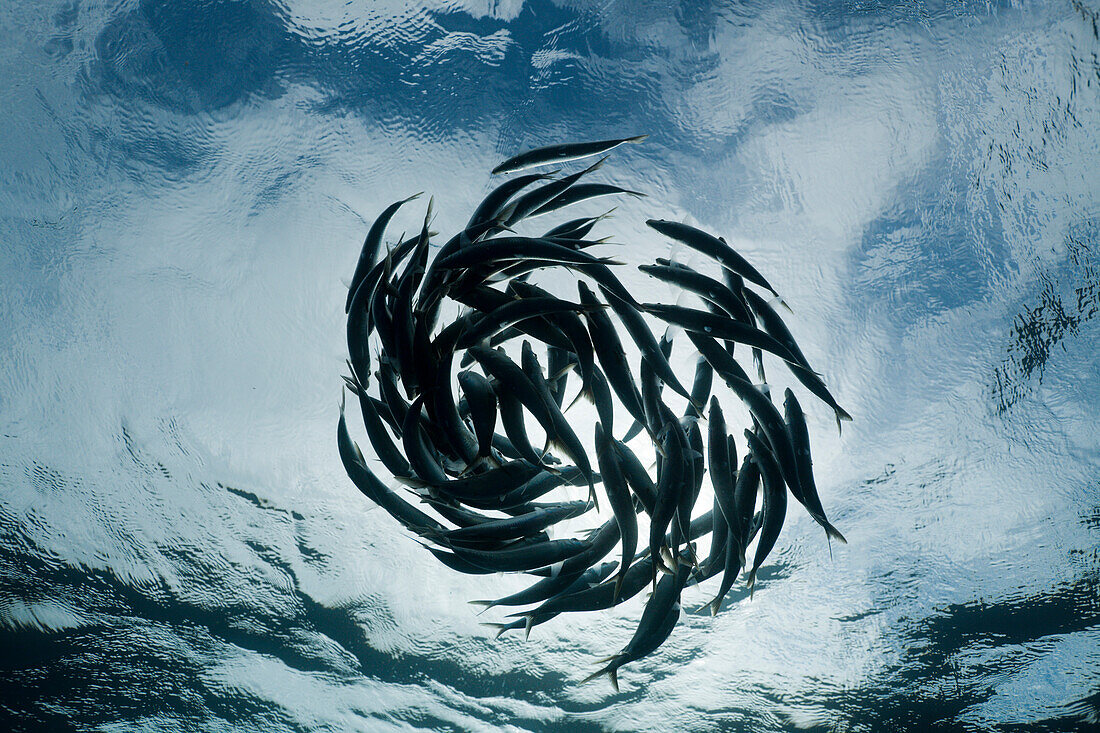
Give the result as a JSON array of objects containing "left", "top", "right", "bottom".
[{"left": 2, "top": 0, "right": 1099, "bottom": 731}]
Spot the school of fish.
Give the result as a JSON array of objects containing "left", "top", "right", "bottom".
[{"left": 337, "top": 137, "right": 852, "bottom": 691}]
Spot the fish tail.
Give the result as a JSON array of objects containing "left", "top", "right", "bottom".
[
  {"left": 479, "top": 622, "right": 518, "bottom": 639},
  {"left": 823, "top": 520, "right": 847, "bottom": 545},
  {"left": 612, "top": 573, "right": 625, "bottom": 604},
  {"left": 524, "top": 615, "right": 534, "bottom": 640},
  {"left": 766, "top": 292, "right": 791, "bottom": 312},
  {"left": 621, "top": 419, "right": 644, "bottom": 442},
  {"left": 835, "top": 405, "right": 853, "bottom": 429},
  {"left": 598, "top": 256, "right": 625, "bottom": 266},
  {"left": 565, "top": 384, "right": 596, "bottom": 413},
  {"left": 468, "top": 600, "right": 493, "bottom": 607},
  {"left": 747, "top": 569, "right": 757, "bottom": 598},
  {"left": 581, "top": 659, "right": 622, "bottom": 692}
]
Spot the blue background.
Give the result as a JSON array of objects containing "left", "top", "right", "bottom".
[{"left": 2, "top": 1, "right": 1099, "bottom": 730}]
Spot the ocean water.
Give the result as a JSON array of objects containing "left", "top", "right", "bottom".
[{"left": 3, "top": 1, "right": 1099, "bottom": 731}]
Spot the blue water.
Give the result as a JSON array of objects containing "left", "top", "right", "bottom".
[{"left": 3, "top": 1, "right": 1099, "bottom": 731}]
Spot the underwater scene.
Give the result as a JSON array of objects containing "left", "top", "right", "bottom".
[{"left": 2, "top": 1, "right": 1099, "bottom": 731}]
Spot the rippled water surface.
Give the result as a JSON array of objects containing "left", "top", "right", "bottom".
[{"left": 3, "top": 1, "right": 1100, "bottom": 731}]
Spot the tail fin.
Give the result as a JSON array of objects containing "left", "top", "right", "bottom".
[
  {"left": 835, "top": 406, "right": 853, "bottom": 435},
  {"left": 581, "top": 658, "right": 622, "bottom": 692},
  {"left": 479, "top": 622, "right": 521, "bottom": 639}
]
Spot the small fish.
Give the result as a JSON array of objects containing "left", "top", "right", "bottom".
[
  {"left": 457, "top": 370, "right": 498, "bottom": 466},
  {"left": 443, "top": 535, "right": 592, "bottom": 573},
  {"left": 467, "top": 172, "right": 556, "bottom": 230},
  {"left": 784, "top": 388, "right": 846, "bottom": 544},
  {"left": 744, "top": 429, "right": 787, "bottom": 595},
  {"left": 492, "top": 135, "right": 648, "bottom": 175},
  {"left": 581, "top": 561, "right": 691, "bottom": 691},
  {"left": 531, "top": 183, "right": 644, "bottom": 218},
  {"left": 642, "top": 303, "right": 802, "bottom": 367},
  {"left": 435, "top": 236, "right": 620, "bottom": 271},
  {"left": 577, "top": 282, "right": 649, "bottom": 430},
  {"left": 600, "top": 285, "right": 696, "bottom": 405},
  {"left": 337, "top": 393, "right": 443, "bottom": 534},
  {"left": 646, "top": 219, "right": 780, "bottom": 298},
  {"left": 594, "top": 422, "right": 639, "bottom": 601},
  {"left": 346, "top": 192, "right": 421, "bottom": 313}
]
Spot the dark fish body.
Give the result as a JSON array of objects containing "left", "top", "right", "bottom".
[
  {"left": 491, "top": 378, "right": 554, "bottom": 470},
  {"left": 594, "top": 422, "right": 638, "bottom": 600},
  {"left": 532, "top": 182, "right": 644, "bottom": 218},
  {"left": 644, "top": 303, "right": 801, "bottom": 366},
  {"left": 545, "top": 345, "right": 572, "bottom": 409},
  {"left": 732, "top": 453, "right": 760, "bottom": 565},
  {"left": 707, "top": 397, "right": 738, "bottom": 529},
  {"left": 401, "top": 395, "right": 450, "bottom": 486},
  {"left": 686, "top": 354, "right": 713, "bottom": 419},
  {"left": 646, "top": 219, "right": 779, "bottom": 297},
  {"left": 688, "top": 332, "right": 804, "bottom": 502},
  {"left": 467, "top": 172, "right": 555, "bottom": 229},
  {"left": 492, "top": 136, "right": 647, "bottom": 175},
  {"left": 437, "top": 237, "right": 617, "bottom": 271},
  {"left": 472, "top": 561, "right": 616, "bottom": 611},
  {"left": 784, "top": 389, "right": 847, "bottom": 543},
  {"left": 346, "top": 373, "right": 411, "bottom": 479},
  {"left": 649, "top": 418, "right": 687, "bottom": 573},
  {"left": 542, "top": 213, "right": 607, "bottom": 241},
  {"left": 346, "top": 192, "right": 421, "bottom": 313},
  {"left": 448, "top": 537, "right": 591, "bottom": 573},
  {"left": 338, "top": 402, "right": 444, "bottom": 534},
  {"left": 578, "top": 282, "right": 648, "bottom": 428},
  {"left": 457, "top": 370, "right": 498, "bottom": 462},
  {"left": 582, "top": 562, "right": 691, "bottom": 691},
  {"left": 638, "top": 261, "right": 749, "bottom": 324},
  {"left": 612, "top": 439, "right": 657, "bottom": 515},
  {"left": 600, "top": 285, "right": 695, "bottom": 404},
  {"left": 745, "top": 429, "right": 788, "bottom": 592},
  {"left": 419, "top": 460, "right": 542, "bottom": 502},
  {"left": 431, "top": 501, "right": 589, "bottom": 544},
  {"left": 503, "top": 156, "right": 608, "bottom": 225}
]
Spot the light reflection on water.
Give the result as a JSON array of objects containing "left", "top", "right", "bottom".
[{"left": 2, "top": 1, "right": 1098, "bottom": 731}]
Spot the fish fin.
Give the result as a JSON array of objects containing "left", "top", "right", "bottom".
[
  {"left": 393, "top": 475, "right": 430, "bottom": 490},
  {"left": 597, "top": 257, "right": 625, "bottom": 266},
  {"left": 479, "top": 622, "right": 517, "bottom": 639},
  {"left": 622, "top": 419, "right": 644, "bottom": 442},
  {"left": 468, "top": 600, "right": 493, "bottom": 607},
  {"left": 824, "top": 521, "right": 847, "bottom": 545},
  {"left": 565, "top": 384, "right": 596, "bottom": 412},
  {"left": 747, "top": 569, "right": 757, "bottom": 598},
  {"left": 835, "top": 405, "right": 853, "bottom": 428},
  {"left": 524, "top": 615, "right": 533, "bottom": 640},
  {"left": 581, "top": 659, "right": 621, "bottom": 692},
  {"left": 550, "top": 362, "right": 578, "bottom": 381},
  {"left": 341, "top": 375, "right": 362, "bottom": 395}
]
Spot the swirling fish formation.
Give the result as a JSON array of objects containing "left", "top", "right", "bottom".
[{"left": 337, "top": 137, "right": 852, "bottom": 691}]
